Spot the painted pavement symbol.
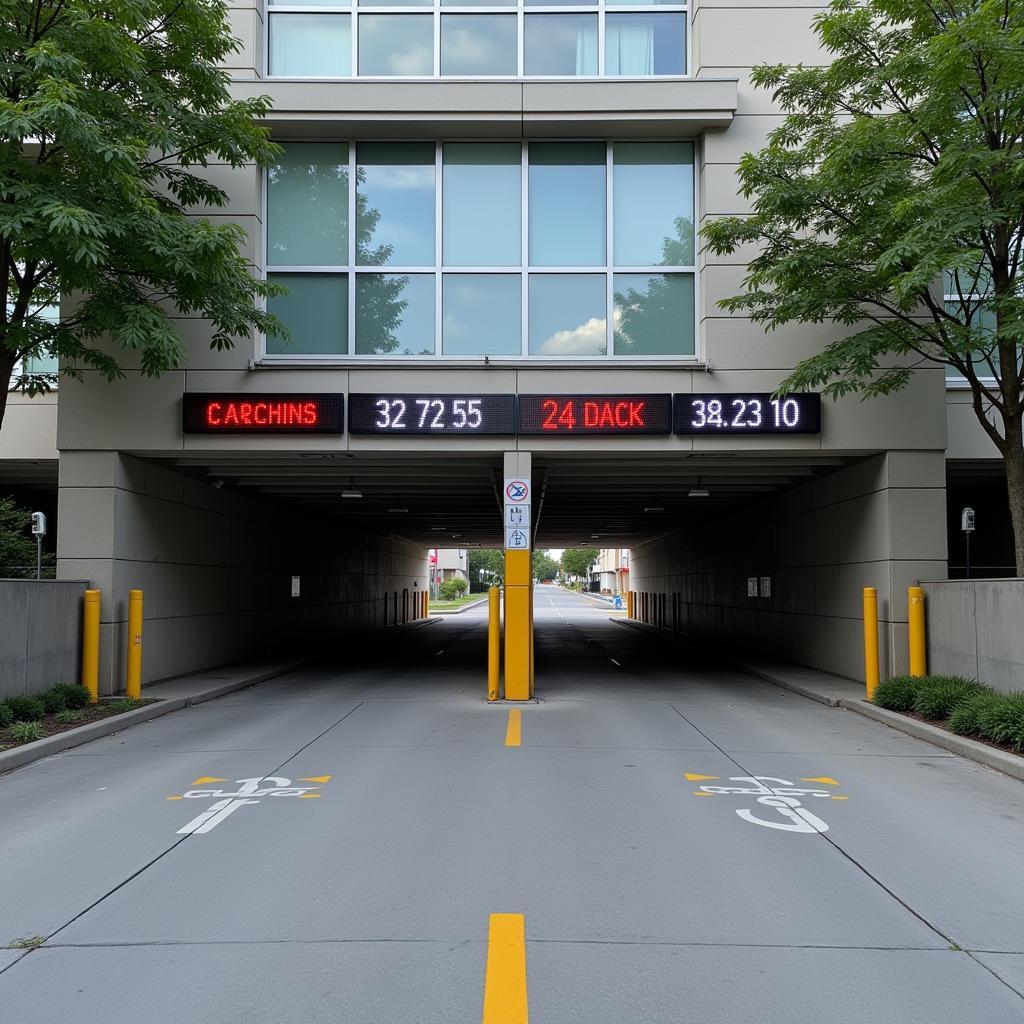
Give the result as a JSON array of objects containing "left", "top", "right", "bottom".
[
  {"left": 686, "top": 773, "right": 847, "bottom": 834},
  {"left": 166, "top": 775, "right": 331, "bottom": 835}
]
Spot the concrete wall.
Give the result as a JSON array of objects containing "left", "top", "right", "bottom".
[
  {"left": 0, "top": 580, "right": 86, "bottom": 697},
  {"left": 57, "top": 451, "right": 427, "bottom": 694},
  {"left": 628, "top": 452, "right": 948, "bottom": 682},
  {"left": 920, "top": 579, "right": 1024, "bottom": 692}
]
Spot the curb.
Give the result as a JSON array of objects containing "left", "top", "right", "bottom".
[
  {"left": 166, "top": 661, "right": 306, "bottom": 707},
  {"left": 839, "top": 698, "right": 1024, "bottom": 783},
  {"left": 733, "top": 662, "right": 845, "bottom": 707},
  {"left": 0, "top": 698, "right": 186, "bottom": 775},
  {"left": 430, "top": 597, "right": 488, "bottom": 615}
]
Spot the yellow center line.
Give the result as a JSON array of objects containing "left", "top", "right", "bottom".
[
  {"left": 504, "top": 709, "right": 522, "bottom": 747},
  {"left": 482, "top": 913, "right": 529, "bottom": 1024}
]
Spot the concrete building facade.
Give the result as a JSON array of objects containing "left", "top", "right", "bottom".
[{"left": 1, "top": 0, "right": 1010, "bottom": 691}]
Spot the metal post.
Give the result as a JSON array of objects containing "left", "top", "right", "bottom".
[
  {"left": 965, "top": 532, "right": 971, "bottom": 579},
  {"left": 36, "top": 535, "right": 41, "bottom": 580},
  {"left": 863, "top": 587, "right": 880, "bottom": 699},
  {"left": 908, "top": 586, "right": 926, "bottom": 677},
  {"left": 487, "top": 585, "right": 501, "bottom": 702},
  {"left": 82, "top": 589, "right": 100, "bottom": 704},
  {"left": 126, "top": 589, "right": 143, "bottom": 699}
]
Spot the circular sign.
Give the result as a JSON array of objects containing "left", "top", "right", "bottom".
[{"left": 505, "top": 480, "right": 530, "bottom": 502}]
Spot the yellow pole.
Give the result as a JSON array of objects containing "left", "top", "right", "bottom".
[
  {"left": 908, "top": 586, "right": 926, "bottom": 677},
  {"left": 82, "top": 589, "right": 100, "bottom": 704},
  {"left": 126, "top": 589, "right": 143, "bottom": 699},
  {"left": 627, "top": 591, "right": 634, "bottom": 619},
  {"left": 863, "top": 587, "right": 880, "bottom": 699},
  {"left": 487, "top": 585, "right": 501, "bottom": 701}
]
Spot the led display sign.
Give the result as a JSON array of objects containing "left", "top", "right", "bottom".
[
  {"left": 348, "top": 394, "right": 517, "bottom": 434},
  {"left": 182, "top": 394, "right": 345, "bottom": 434},
  {"left": 674, "top": 393, "right": 821, "bottom": 435},
  {"left": 518, "top": 395, "right": 673, "bottom": 435}
]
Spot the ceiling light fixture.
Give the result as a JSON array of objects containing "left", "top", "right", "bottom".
[
  {"left": 341, "top": 489, "right": 363, "bottom": 499},
  {"left": 644, "top": 505, "right": 664, "bottom": 513},
  {"left": 388, "top": 507, "right": 409, "bottom": 514},
  {"left": 688, "top": 475, "right": 710, "bottom": 498}
]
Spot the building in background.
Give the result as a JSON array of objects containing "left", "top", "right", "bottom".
[{"left": 595, "top": 549, "right": 629, "bottom": 595}]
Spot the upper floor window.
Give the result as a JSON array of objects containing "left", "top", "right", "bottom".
[
  {"left": 265, "top": 140, "right": 696, "bottom": 359},
  {"left": 943, "top": 269, "right": 997, "bottom": 383},
  {"left": 267, "top": 0, "right": 687, "bottom": 78}
]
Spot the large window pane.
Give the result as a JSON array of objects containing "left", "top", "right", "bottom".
[
  {"left": 524, "top": 15, "right": 597, "bottom": 75},
  {"left": 443, "top": 275, "right": 521, "bottom": 354},
  {"left": 528, "top": 274, "right": 606, "bottom": 355},
  {"left": 528, "top": 143, "right": 605, "bottom": 266},
  {"left": 613, "top": 142, "right": 693, "bottom": 266},
  {"left": 358, "top": 14, "right": 433, "bottom": 75},
  {"left": 356, "top": 143, "right": 435, "bottom": 266},
  {"left": 268, "top": 143, "right": 348, "bottom": 266},
  {"left": 606, "top": 13, "right": 685, "bottom": 75},
  {"left": 441, "top": 16, "right": 517, "bottom": 75},
  {"left": 356, "top": 274, "right": 435, "bottom": 355},
  {"left": 267, "top": 274, "right": 348, "bottom": 354},
  {"left": 269, "top": 14, "right": 351, "bottom": 77},
  {"left": 269, "top": 0, "right": 349, "bottom": 5},
  {"left": 443, "top": 143, "right": 521, "bottom": 265},
  {"left": 613, "top": 274, "right": 693, "bottom": 355}
]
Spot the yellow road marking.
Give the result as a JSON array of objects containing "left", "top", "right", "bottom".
[
  {"left": 298, "top": 793, "right": 321, "bottom": 799},
  {"left": 505, "top": 709, "right": 522, "bottom": 747},
  {"left": 165, "top": 795, "right": 182, "bottom": 800},
  {"left": 801, "top": 777, "right": 840, "bottom": 786},
  {"left": 299, "top": 776, "right": 332, "bottom": 784},
  {"left": 685, "top": 773, "right": 720, "bottom": 781},
  {"left": 482, "top": 913, "right": 528, "bottom": 1024},
  {"left": 831, "top": 795, "right": 849, "bottom": 800},
  {"left": 191, "top": 777, "right": 227, "bottom": 786},
  {"left": 692, "top": 791, "right": 715, "bottom": 797}
]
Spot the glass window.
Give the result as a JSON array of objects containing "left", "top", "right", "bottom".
[
  {"left": 25, "top": 351, "right": 58, "bottom": 375},
  {"left": 441, "top": 15, "right": 517, "bottom": 75},
  {"left": 356, "top": 274, "right": 435, "bottom": 355},
  {"left": 269, "top": 0, "right": 349, "bottom": 5},
  {"left": 442, "top": 0, "right": 516, "bottom": 6},
  {"left": 524, "top": 0, "right": 594, "bottom": 6},
  {"left": 613, "top": 142, "right": 693, "bottom": 266},
  {"left": 524, "top": 15, "right": 597, "bottom": 76},
  {"left": 528, "top": 143, "right": 605, "bottom": 266},
  {"left": 356, "top": 143, "right": 435, "bottom": 266},
  {"left": 267, "top": 274, "right": 348, "bottom": 354},
  {"left": 269, "top": 14, "right": 351, "bottom": 77},
  {"left": 443, "top": 275, "right": 521, "bottom": 354},
  {"left": 442, "top": 143, "right": 521, "bottom": 265},
  {"left": 605, "top": 13, "right": 685, "bottom": 75},
  {"left": 528, "top": 274, "right": 606, "bottom": 355},
  {"left": 360, "top": 0, "right": 431, "bottom": 5},
  {"left": 358, "top": 14, "right": 433, "bottom": 76},
  {"left": 613, "top": 274, "right": 693, "bottom": 355},
  {"left": 268, "top": 143, "right": 349, "bottom": 266}
]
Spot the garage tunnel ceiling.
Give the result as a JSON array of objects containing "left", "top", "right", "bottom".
[{"left": 170, "top": 451, "right": 846, "bottom": 548}]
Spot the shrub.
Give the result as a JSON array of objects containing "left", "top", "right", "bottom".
[
  {"left": 49, "top": 683, "right": 91, "bottom": 709},
  {"left": 55, "top": 708, "right": 84, "bottom": 725},
  {"left": 9, "top": 720, "right": 43, "bottom": 743},
  {"left": 439, "top": 577, "right": 469, "bottom": 600},
  {"left": 977, "top": 692, "right": 1024, "bottom": 751},
  {"left": 948, "top": 692, "right": 1005, "bottom": 737},
  {"left": 872, "top": 675, "right": 921, "bottom": 712},
  {"left": 40, "top": 689, "right": 67, "bottom": 714},
  {"left": 912, "top": 676, "right": 987, "bottom": 719},
  {"left": 0, "top": 702, "right": 13, "bottom": 728},
  {"left": 4, "top": 695, "right": 45, "bottom": 722},
  {"left": 106, "top": 699, "right": 141, "bottom": 714}
]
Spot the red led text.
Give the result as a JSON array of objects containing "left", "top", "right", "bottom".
[
  {"left": 204, "top": 400, "right": 319, "bottom": 429},
  {"left": 540, "top": 398, "right": 647, "bottom": 432}
]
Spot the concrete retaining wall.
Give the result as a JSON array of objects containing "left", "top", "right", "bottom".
[
  {"left": 921, "top": 579, "right": 1024, "bottom": 692},
  {"left": 0, "top": 580, "right": 86, "bottom": 697}
]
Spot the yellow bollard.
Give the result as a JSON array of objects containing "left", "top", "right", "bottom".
[
  {"left": 82, "top": 589, "right": 101, "bottom": 704},
  {"left": 627, "top": 591, "right": 635, "bottom": 619},
  {"left": 908, "top": 586, "right": 926, "bottom": 677},
  {"left": 487, "top": 586, "right": 501, "bottom": 701},
  {"left": 126, "top": 589, "right": 143, "bottom": 699},
  {"left": 863, "top": 587, "right": 880, "bottom": 699}
]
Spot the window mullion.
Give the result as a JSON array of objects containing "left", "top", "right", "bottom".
[
  {"left": 606, "top": 140, "right": 613, "bottom": 357},
  {"left": 435, "top": 141, "right": 443, "bottom": 356},
  {"left": 521, "top": 140, "right": 529, "bottom": 358},
  {"left": 348, "top": 142, "right": 357, "bottom": 355}
]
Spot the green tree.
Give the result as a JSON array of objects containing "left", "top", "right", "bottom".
[
  {"left": 468, "top": 548, "right": 504, "bottom": 586},
  {"left": 703, "top": 0, "right": 1024, "bottom": 574},
  {"left": 0, "top": 496, "right": 51, "bottom": 577},
  {"left": 560, "top": 548, "right": 599, "bottom": 584},
  {"left": 0, "top": 0, "right": 283, "bottom": 431},
  {"left": 532, "top": 550, "right": 559, "bottom": 581}
]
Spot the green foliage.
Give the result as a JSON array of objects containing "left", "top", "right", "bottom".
[
  {"left": 468, "top": 549, "right": 504, "bottom": 586},
  {"left": 911, "top": 677, "right": 987, "bottom": 719},
  {"left": 54, "top": 708, "right": 83, "bottom": 725},
  {"left": 439, "top": 576, "right": 469, "bottom": 600},
  {"left": 8, "top": 720, "right": 43, "bottom": 742},
  {"left": 948, "top": 692, "right": 1004, "bottom": 736},
  {"left": 0, "top": 0, "right": 284, "bottom": 430},
  {"left": 106, "top": 698, "right": 142, "bottom": 713},
  {"left": 0, "top": 496, "right": 54, "bottom": 578},
  {"left": 0, "top": 703, "right": 12, "bottom": 728},
  {"left": 560, "top": 548, "right": 599, "bottom": 582},
  {"left": 872, "top": 675, "right": 920, "bottom": 712},
  {"left": 4, "top": 695, "right": 44, "bottom": 721},
  {"left": 532, "top": 550, "right": 559, "bottom": 582},
  {"left": 49, "top": 682, "right": 90, "bottom": 709},
  {"left": 40, "top": 688, "right": 66, "bottom": 714},
  {"left": 977, "top": 692, "right": 1024, "bottom": 751}
]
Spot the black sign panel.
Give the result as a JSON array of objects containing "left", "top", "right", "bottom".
[
  {"left": 674, "top": 393, "right": 821, "bottom": 435},
  {"left": 182, "top": 393, "right": 345, "bottom": 434},
  {"left": 348, "top": 394, "right": 517, "bottom": 435},
  {"left": 517, "top": 394, "right": 673, "bottom": 435}
]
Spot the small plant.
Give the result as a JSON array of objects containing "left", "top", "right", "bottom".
[
  {"left": 4, "top": 695, "right": 45, "bottom": 722},
  {"left": 6, "top": 935, "right": 46, "bottom": 950},
  {"left": 40, "top": 688, "right": 67, "bottom": 714},
  {"left": 912, "top": 677, "right": 987, "bottom": 719},
  {"left": 439, "top": 577, "right": 470, "bottom": 600},
  {"left": 106, "top": 699, "right": 140, "bottom": 713},
  {"left": 977, "top": 692, "right": 1024, "bottom": 751},
  {"left": 872, "top": 675, "right": 921, "bottom": 712},
  {"left": 55, "top": 708, "right": 84, "bottom": 725},
  {"left": 0, "top": 703, "right": 12, "bottom": 729},
  {"left": 948, "top": 692, "right": 1005, "bottom": 737},
  {"left": 9, "top": 721, "right": 43, "bottom": 743},
  {"left": 49, "top": 683, "right": 91, "bottom": 710}
]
